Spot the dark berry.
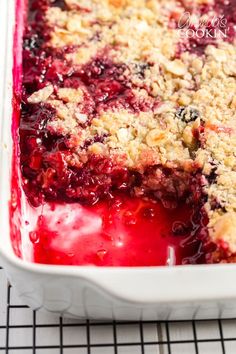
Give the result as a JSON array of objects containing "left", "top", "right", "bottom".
[
  {"left": 176, "top": 106, "right": 200, "bottom": 122},
  {"left": 172, "top": 221, "right": 190, "bottom": 236}
]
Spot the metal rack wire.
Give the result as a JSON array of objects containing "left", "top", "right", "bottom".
[{"left": 1, "top": 268, "right": 236, "bottom": 353}]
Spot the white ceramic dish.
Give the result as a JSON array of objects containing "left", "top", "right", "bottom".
[{"left": 1, "top": 0, "right": 236, "bottom": 321}]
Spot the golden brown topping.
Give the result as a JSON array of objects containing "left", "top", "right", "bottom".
[{"left": 28, "top": 85, "right": 54, "bottom": 104}]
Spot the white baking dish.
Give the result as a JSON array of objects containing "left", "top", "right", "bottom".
[{"left": 1, "top": 0, "right": 236, "bottom": 321}]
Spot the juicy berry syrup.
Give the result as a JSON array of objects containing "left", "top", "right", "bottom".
[{"left": 20, "top": 195, "right": 208, "bottom": 266}]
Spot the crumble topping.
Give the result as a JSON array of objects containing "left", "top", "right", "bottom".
[
  {"left": 27, "top": 85, "right": 54, "bottom": 104},
  {"left": 46, "top": 0, "right": 180, "bottom": 62},
  {"left": 24, "top": 0, "right": 236, "bottom": 262}
]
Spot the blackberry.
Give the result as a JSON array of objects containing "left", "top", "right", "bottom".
[
  {"left": 176, "top": 106, "right": 200, "bottom": 122},
  {"left": 23, "top": 33, "right": 42, "bottom": 51},
  {"left": 207, "top": 166, "right": 218, "bottom": 184},
  {"left": 134, "top": 63, "right": 151, "bottom": 78}
]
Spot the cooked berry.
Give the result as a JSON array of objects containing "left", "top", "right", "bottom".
[
  {"left": 172, "top": 221, "right": 190, "bottom": 236},
  {"left": 176, "top": 106, "right": 200, "bottom": 122}
]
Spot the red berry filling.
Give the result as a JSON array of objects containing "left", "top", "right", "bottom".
[{"left": 16, "top": 0, "right": 234, "bottom": 266}]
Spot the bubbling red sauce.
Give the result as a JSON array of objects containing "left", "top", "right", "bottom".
[{"left": 21, "top": 195, "right": 211, "bottom": 266}]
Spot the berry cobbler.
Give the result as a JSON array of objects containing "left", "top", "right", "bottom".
[{"left": 20, "top": 0, "right": 236, "bottom": 265}]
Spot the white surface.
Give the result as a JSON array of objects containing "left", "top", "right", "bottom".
[{"left": 0, "top": 267, "right": 236, "bottom": 353}]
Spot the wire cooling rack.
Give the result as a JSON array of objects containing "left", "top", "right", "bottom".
[{"left": 1, "top": 268, "right": 236, "bottom": 353}]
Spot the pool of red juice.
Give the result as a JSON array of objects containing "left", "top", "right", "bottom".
[{"left": 21, "top": 195, "right": 206, "bottom": 266}]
